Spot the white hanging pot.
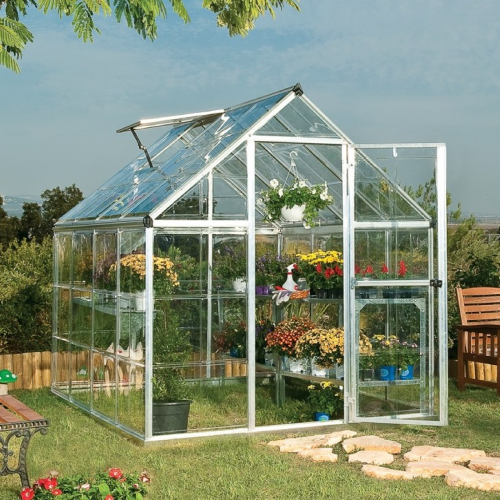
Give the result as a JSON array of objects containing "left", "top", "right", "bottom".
[
  {"left": 232, "top": 278, "right": 246, "bottom": 293},
  {"left": 281, "top": 204, "right": 306, "bottom": 221}
]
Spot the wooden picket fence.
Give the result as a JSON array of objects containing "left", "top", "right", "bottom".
[
  {"left": 0, "top": 351, "right": 52, "bottom": 390},
  {"left": 0, "top": 351, "right": 249, "bottom": 391}
]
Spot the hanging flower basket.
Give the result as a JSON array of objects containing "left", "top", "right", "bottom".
[{"left": 261, "top": 179, "right": 333, "bottom": 227}]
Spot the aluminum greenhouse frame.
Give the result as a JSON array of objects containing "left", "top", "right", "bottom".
[{"left": 52, "top": 84, "right": 448, "bottom": 442}]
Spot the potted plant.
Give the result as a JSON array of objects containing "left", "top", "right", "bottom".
[
  {"left": 294, "top": 327, "right": 344, "bottom": 369},
  {"left": 152, "top": 301, "right": 193, "bottom": 435},
  {"left": 213, "top": 240, "right": 247, "bottom": 292},
  {"left": 213, "top": 321, "right": 247, "bottom": 358},
  {"left": 307, "top": 381, "right": 343, "bottom": 421},
  {"left": 370, "top": 334, "right": 420, "bottom": 381},
  {"left": 297, "top": 250, "right": 343, "bottom": 298},
  {"left": 261, "top": 179, "right": 333, "bottom": 227},
  {"left": 109, "top": 252, "right": 180, "bottom": 307},
  {"left": 265, "top": 316, "right": 316, "bottom": 372}
]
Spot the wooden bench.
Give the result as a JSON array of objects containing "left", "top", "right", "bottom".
[
  {"left": 456, "top": 287, "right": 500, "bottom": 395},
  {"left": 0, "top": 394, "right": 49, "bottom": 488}
]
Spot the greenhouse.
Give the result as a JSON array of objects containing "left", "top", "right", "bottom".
[{"left": 52, "top": 84, "right": 448, "bottom": 442}]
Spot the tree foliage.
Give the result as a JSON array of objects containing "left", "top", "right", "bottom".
[
  {"left": 1, "top": 0, "right": 300, "bottom": 72},
  {"left": 0, "top": 237, "right": 53, "bottom": 353}
]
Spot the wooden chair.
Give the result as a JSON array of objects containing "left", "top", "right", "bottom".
[{"left": 456, "top": 287, "right": 500, "bottom": 395}]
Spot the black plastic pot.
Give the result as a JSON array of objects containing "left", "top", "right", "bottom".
[{"left": 153, "top": 400, "right": 191, "bottom": 435}]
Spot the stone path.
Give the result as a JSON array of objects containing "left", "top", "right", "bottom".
[{"left": 267, "top": 431, "right": 500, "bottom": 492}]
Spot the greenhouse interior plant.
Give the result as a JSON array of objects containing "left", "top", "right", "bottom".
[
  {"left": 307, "top": 381, "right": 344, "bottom": 421},
  {"left": 152, "top": 301, "right": 193, "bottom": 435},
  {"left": 297, "top": 250, "right": 343, "bottom": 298},
  {"left": 261, "top": 179, "right": 333, "bottom": 227}
]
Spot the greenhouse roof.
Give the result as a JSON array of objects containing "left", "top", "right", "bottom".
[{"left": 57, "top": 83, "right": 429, "bottom": 226}]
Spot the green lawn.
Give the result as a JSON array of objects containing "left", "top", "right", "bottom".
[{"left": 2, "top": 382, "right": 500, "bottom": 499}]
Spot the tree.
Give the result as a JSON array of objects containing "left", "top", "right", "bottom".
[
  {"left": 0, "top": 196, "right": 19, "bottom": 249},
  {"left": 1, "top": 0, "right": 300, "bottom": 73},
  {"left": 40, "top": 184, "right": 83, "bottom": 237}
]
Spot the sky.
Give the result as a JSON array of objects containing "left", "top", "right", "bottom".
[{"left": 1, "top": 0, "right": 499, "bottom": 217}]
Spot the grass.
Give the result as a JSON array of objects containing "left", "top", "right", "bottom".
[{"left": 2, "top": 382, "right": 500, "bottom": 499}]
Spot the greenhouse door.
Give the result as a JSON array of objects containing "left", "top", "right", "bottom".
[{"left": 345, "top": 143, "right": 447, "bottom": 425}]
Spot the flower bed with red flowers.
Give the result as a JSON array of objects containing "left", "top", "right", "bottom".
[
  {"left": 20, "top": 467, "right": 150, "bottom": 499},
  {"left": 265, "top": 316, "right": 316, "bottom": 357}
]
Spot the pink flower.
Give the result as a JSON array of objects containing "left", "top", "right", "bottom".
[
  {"left": 20, "top": 488, "right": 34, "bottom": 500},
  {"left": 79, "top": 483, "right": 91, "bottom": 491},
  {"left": 108, "top": 468, "right": 123, "bottom": 479},
  {"left": 139, "top": 473, "right": 151, "bottom": 483}
]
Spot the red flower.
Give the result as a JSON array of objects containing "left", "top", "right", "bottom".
[
  {"left": 139, "top": 473, "right": 151, "bottom": 483},
  {"left": 108, "top": 468, "right": 123, "bottom": 479},
  {"left": 20, "top": 488, "right": 34, "bottom": 500},
  {"left": 398, "top": 260, "right": 407, "bottom": 277},
  {"left": 52, "top": 489, "right": 62, "bottom": 496},
  {"left": 105, "top": 496, "right": 114, "bottom": 500},
  {"left": 315, "top": 263, "right": 322, "bottom": 273},
  {"left": 324, "top": 267, "right": 335, "bottom": 279},
  {"left": 355, "top": 265, "right": 361, "bottom": 275},
  {"left": 333, "top": 265, "right": 343, "bottom": 276},
  {"left": 364, "top": 265, "right": 374, "bottom": 276},
  {"left": 381, "top": 263, "right": 389, "bottom": 274}
]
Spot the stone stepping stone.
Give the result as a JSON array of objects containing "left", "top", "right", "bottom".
[
  {"left": 405, "top": 460, "right": 468, "bottom": 477},
  {"left": 348, "top": 451, "right": 394, "bottom": 465},
  {"left": 469, "top": 457, "right": 500, "bottom": 475},
  {"left": 362, "top": 465, "right": 416, "bottom": 480},
  {"left": 342, "top": 435, "right": 401, "bottom": 454},
  {"left": 404, "top": 445, "right": 486, "bottom": 463},
  {"left": 268, "top": 430, "right": 357, "bottom": 453},
  {"left": 297, "top": 448, "right": 339, "bottom": 462},
  {"left": 446, "top": 468, "right": 500, "bottom": 492}
]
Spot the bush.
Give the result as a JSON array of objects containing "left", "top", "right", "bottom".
[{"left": 0, "top": 238, "right": 53, "bottom": 353}]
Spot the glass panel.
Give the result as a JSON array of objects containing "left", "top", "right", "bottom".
[
  {"left": 154, "top": 233, "right": 207, "bottom": 295},
  {"left": 118, "top": 311, "right": 145, "bottom": 360},
  {"left": 354, "top": 148, "right": 436, "bottom": 222},
  {"left": 94, "top": 293, "right": 117, "bottom": 350},
  {"left": 158, "top": 180, "right": 209, "bottom": 220},
  {"left": 53, "top": 338, "right": 70, "bottom": 395},
  {"left": 95, "top": 232, "right": 118, "bottom": 291},
  {"left": 73, "top": 232, "right": 93, "bottom": 287},
  {"left": 55, "top": 233, "right": 72, "bottom": 285},
  {"left": 355, "top": 294, "right": 434, "bottom": 419},
  {"left": 117, "top": 360, "right": 145, "bottom": 435},
  {"left": 71, "top": 289, "right": 92, "bottom": 346},
  {"left": 212, "top": 236, "right": 247, "bottom": 292},
  {"left": 70, "top": 345, "right": 91, "bottom": 407},
  {"left": 119, "top": 231, "right": 146, "bottom": 294},
  {"left": 56, "top": 288, "right": 71, "bottom": 339},
  {"left": 257, "top": 96, "right": 341, "bottom": 138},
  {"left": 92, "top": 346, "right": 117, "bottom": 420}
]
